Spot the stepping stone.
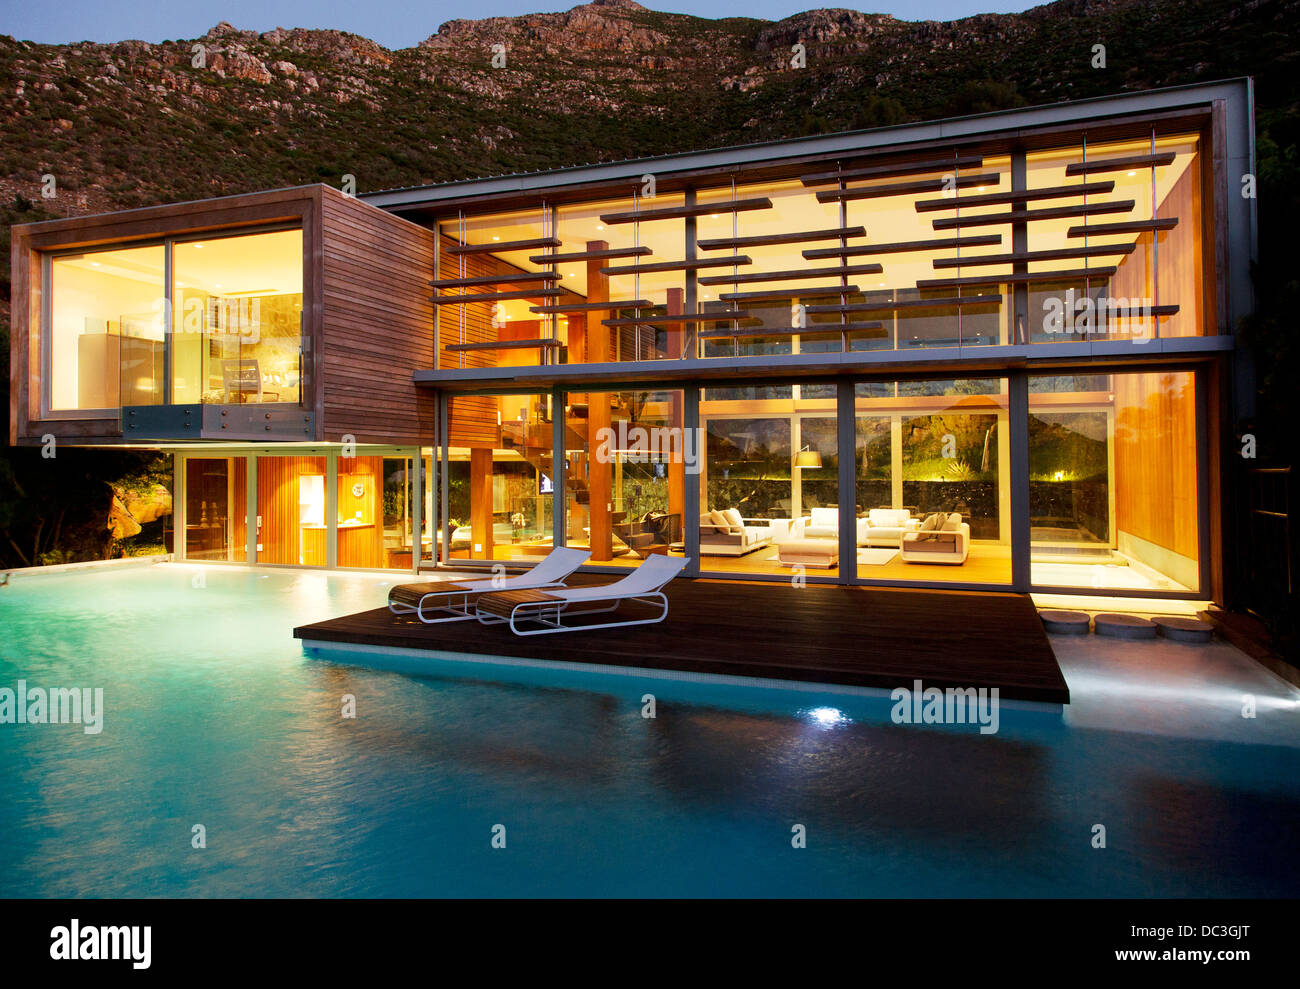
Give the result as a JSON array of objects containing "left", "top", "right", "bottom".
[
  {"left": 1038, "top": 609, "right": 1091, "bottom": 635},
  {"left": 1152, "top": 615, "right": 1214, "bottom": 643},
  {"left": 1093, "top": 613, "right": 1158, "bottom": 639}
]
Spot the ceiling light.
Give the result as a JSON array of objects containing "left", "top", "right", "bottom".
[
  {"left": 1127, "top": 171, "right": 1136, "bottom": 176},
  {"left": 193, "top": 243, "right": 203, "bottom": 249},
  {"left": 492, "top": 235, "right": 500, "bottom": 241},
  {"left": 90, "top": 261, "right": 100, "bottom": 267},
  {"left": 596, "top": 225, "right": 604, "bottom": 231}
]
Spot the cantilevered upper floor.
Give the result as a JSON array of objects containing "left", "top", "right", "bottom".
[{"left": 9, "top": 184, "right": 435, "bottom": 446}]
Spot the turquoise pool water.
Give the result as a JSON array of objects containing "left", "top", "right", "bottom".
[{"left": 1, "top": 563, "right": 1298, "bottom": 898}]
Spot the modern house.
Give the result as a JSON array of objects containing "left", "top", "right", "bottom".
[{"left": 8, "top": 79, "right": 1255, "bottom": 602}]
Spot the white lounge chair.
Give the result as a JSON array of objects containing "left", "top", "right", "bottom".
[
  {"left": 387, "top": 546, "right": 591, "bottom": 623},
  {"left": 474, "top": 554, "right": 690, "bottom": 635}
]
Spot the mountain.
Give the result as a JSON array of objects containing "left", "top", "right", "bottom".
[
  {"left": 1, "top": 0, "right": 1298, "bottom": 566},
  {"left": 0, "top": 0, "right": 1295, "bottom": 220}
]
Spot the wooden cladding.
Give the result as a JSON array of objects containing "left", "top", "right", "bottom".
[
  {"left": 320, "top": 186, "right": 435, "bottom": 445},
  {"left": 598, "top": 198, "right": 773, "bottom": 224}
]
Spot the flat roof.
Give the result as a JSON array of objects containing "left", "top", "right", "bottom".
[{"left": 361, "top": 78, "right": 1252, "bottom": 213}]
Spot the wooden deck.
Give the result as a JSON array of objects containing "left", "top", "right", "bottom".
[{"left": 294, "top": 578, "right": 1069, "bottom": 704}]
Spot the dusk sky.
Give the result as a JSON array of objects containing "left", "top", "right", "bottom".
[{"left": 3, "top": 0, "right": 1039, "bottom": 50}]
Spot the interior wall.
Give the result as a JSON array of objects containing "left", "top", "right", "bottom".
[
  {"left": 256, "top": 455, "right": 327, "bottom": 565},
  {"left": 1113, "top": 371, "right": 1199, "bottom": 588}
]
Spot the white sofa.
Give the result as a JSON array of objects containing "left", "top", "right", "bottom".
[
  {"left": 699, "top": 508, "right": 773, "bottom": 556},
  {"left": 801, "top": 507, "right": 871, "bottom": 545},
  {"left": 900, "top": 512, "right": 970, "bottom": 564},
  {"left": 861, "top": 508, "right": 920, "bottom": 547}
]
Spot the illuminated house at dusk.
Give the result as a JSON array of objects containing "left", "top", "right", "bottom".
[{"left": 9, "top": 78, "right": 1255, "bottom": 603}]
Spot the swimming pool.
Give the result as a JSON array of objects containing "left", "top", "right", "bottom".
[{"left": 2, "top": 563, "right": 1298, "bottom": 897}]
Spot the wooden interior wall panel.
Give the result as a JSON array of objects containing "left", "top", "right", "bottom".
[
  {"left": 1113, "top": 371, "right": 1199, "bottom": 562},
  {"left": 320, "top": 186, "right": 435, "bottom": 445},
  {"left": 232, "top": 457, "right": 247, "bottom": 556},
  {"left": 337, "top": 456, "right": 384, "bottom": 568},
  {"left": 1156, "top": 154, "right": 1203, "bottom": 337},
  {"left": 256, "top": 456, "right": 326, "bottom": 566}
]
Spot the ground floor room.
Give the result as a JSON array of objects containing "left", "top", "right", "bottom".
[
  {"left": 159, "top": 363, "right": 1209, "bottom": 599},
  {"left": 435, "top": 364, "right": 1209, "bottom": 597}
]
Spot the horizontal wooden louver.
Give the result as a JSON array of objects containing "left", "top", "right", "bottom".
[
  {"left": 598, "top": 198, "right": 773, "bottom": 224},
  {"left": 443, "top": 237, "right": 561, "bottom": 255},
  {"left": 931, "top": 201, "right": 1135, "bottom": 230}
]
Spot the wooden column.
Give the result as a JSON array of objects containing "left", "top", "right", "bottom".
[
  {"left": 664, "top": 286, "right": 685, "bottom": 361},
  {"left": 470, "top": 446, "right": 494, "bottom": 560},
  {"left": 586, "top": 240, "right": 613, "bottom": 560},
  {"left": 666, "top": 287, "right": 686, "bottom": 529}
]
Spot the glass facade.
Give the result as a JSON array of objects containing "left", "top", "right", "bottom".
[
  {"left": 429, "top": 130, "right": 1208, "bottom": 372},
  {"left": 563, "top": 389, "right": 686, "bottom": 567}
]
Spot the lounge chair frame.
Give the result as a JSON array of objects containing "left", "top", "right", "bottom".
[
  {"left": 476, "top": 555, "right": 690, "bottom": 635},
  {"left": 386, "top": 547, "right": 591, "bottom": 623}
]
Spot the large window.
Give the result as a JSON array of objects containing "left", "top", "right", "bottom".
[
  {"left": 1029, "top": 371, "right": 1199, "bottom": 592},
  {"left": 171, "top": 229, "right": 303, "bottom": 406},
  {"left": 48, "top": 244, "right": 165, "bottom": 411},
  {"left": 443, "top": 392, "right": 555, "bottom": 565},
  {"left": 563, "top": 389, "right": 686, "bottom": 568},
  {"left": 696, "top": 383, "right": 839, "bottom": 577},
  {"left": 854, "top": 378, "right": 1011, "bottom": 585},
  {"left": 45, "top": 228, "right": 302, "bottom": 414}
]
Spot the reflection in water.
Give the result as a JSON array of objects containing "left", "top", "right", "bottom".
[{"left": 1, "top": 564, "right": 1298, "bottom": 897}]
